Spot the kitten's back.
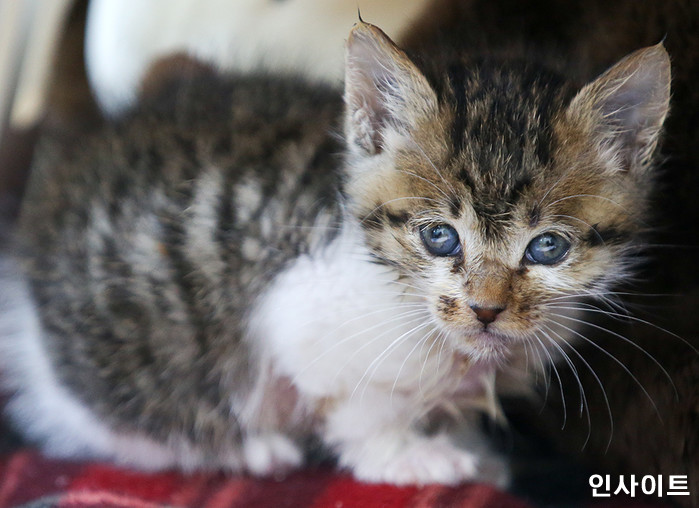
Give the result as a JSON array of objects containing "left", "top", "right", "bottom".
[{"left": 14, "top": 62, "right": 343, "bottom": 459}]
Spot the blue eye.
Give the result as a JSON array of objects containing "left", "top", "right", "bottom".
[
  {"left": 525, "top": 233, "right": 570, "bottom": 265},
  {"left": 420, "top": 224, "right": 462, "bottom": 256}
]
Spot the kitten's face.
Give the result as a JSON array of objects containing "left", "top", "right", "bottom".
[{"left": 343, "top": 23, "right": 670, "bottom": 360}]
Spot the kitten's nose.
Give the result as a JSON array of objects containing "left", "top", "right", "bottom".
[{"left": 469, "top": 305, "right": 504, "bottom": 325}]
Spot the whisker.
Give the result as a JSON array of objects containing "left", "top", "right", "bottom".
[
  {"left": 291, "top": 299, "right": 427, "bottom": 335},
  {"left": 333, "top": 317, "right": 432, "bottom": 388},
  {"left": 548, "top": 304, "right": 698, "bottom": 356},
  {"left": 531, "top": 332, "right": 568, "bottom": 429},
  {"left": 542, "top": 323, "right": 613, "bottom": 450},
  {"left": 540, "top": 330, "right": 592, "bottom": 449},
  {"left": 359, "top": 196, "right": 443, "bottom": 225},
  {"left": 408, "top": 139, "right": 458, "bottom": 196},
  {"left": 548, "top": 303, "right": 633, "bottom": 324},
  {"left": 436, "top": 327, "right": 451, "bottom": 372},
  {"left": 546, "top": 315, "right": 668, "bottom": 417},
  {"left": 419, "top": 329, "right": 448, "bottom": 394},
  {"left": 546, "top": 291, "right": 668, "bottom": 318},
  {"left": 536, "top": 171, "right": 571, "bottom": 209},
  {"left": 294, "top": 309, "right": 430, "bottom": 383},
  {"left": 547, "top": 193, "right": 627, "bottom": 212},
  {"left": 527, "top": 337, "right": 551, "bottom": 403},
  {"left": 538, "top": 328, "right": 592, "bottom": 443},
  {"left": 550, "top": 312, "right": 678, "bottom": 395},
  {"left": 522, "top": 339, "right": 531, "bottom": 376},
  {"left": 353, "top": 321, "right": 434, "bottom": 405},
  {"left": 540, "top": 329, "right": 587, "bottom": 418},
  {"left": 538, "top": 343, "right": 554, "bottom": 407},
  {"left": 548, "top": 214, "right": 605, "bottom": 243},
  {"left": 390, "top": 325, "right": 439, "bottom": 406},
  {"left": 395, "top": 169, "right": 455, "bottom": 206}
]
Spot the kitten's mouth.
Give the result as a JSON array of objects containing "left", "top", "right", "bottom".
[
  {"left": 471, "top": 328, "right": 515, "bottom": 345},
  {"left": 458, "top": 322, "right": 513, "bottom": 340}
]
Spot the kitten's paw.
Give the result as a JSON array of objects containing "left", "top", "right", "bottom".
[
  {"left": 242, "top": 433, "right": 303, "bottom": 476},
  {"left": 349, "top": 434, "right": 479, "bottom": 486}
]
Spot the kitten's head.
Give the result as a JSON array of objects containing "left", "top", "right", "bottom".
[{"left": 342, "top": 22, "right": 670, "bottom": 361}]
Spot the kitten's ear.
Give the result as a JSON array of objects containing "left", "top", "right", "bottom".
[
  {"left": 344, "top": 22, "right": 438, "bottom": 155},
  {"left": 568, "top": 44, "right": 671, "bottom": 171}
]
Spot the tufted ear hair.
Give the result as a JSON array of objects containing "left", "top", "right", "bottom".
[
  {"left": 344, "top": 22, "right": 438, "bottom": 155},
  {"left": 567, "top": 44, "right": 671, "bottom": 172}
]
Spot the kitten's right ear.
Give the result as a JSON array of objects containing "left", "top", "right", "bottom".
[{"left": 344, "top": 22, "right": 438, "bottom": 155}]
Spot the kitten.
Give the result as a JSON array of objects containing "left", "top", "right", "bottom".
[
  {"left": 402, "top": 3, "right": 699, "bottom": 503},
  {"left": 0, "top": 21, "right": 670, "bottom": 486}
]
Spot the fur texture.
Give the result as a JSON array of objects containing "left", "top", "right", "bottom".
[
  {"left": 402, "top": 3, "right": 699, "bottom": 504},
  {"left": 0, "top": 22, "right": 671, "bottom": 487}
]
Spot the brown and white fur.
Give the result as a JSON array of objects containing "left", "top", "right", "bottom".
[{"left": 0, "top": 22, "right": 670, "bottom": 487}]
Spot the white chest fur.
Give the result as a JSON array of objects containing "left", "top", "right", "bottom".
[
  {"left": 249, "top": 223, "right": 490, "bottom": 417},
  {"left": 248, "top": 224, "right": 507, "bottom": 485}
]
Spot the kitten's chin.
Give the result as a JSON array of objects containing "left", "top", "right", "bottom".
[{"left": 446, "top": 329, "right": 517, "bottom": 362}]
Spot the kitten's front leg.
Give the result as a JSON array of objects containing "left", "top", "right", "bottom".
[{"left": 321, "top": 392, "right": 488, "bottom": 486}]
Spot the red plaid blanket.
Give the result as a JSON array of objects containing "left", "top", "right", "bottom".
[
  {"left": 0, "top": 448, "right": 674, "bottom": 508},
  {"left": 0, "top": 393, "right": 667, "bottom": 508},
  {"left": 0, "top": 450, "right": 533, "bottom": 508}
]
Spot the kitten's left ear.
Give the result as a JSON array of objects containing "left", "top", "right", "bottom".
[
  {"left": 568, "top": 44, "right": 671, "bottom": 171},
  {"left": 344, "top": 22, "right": 439, "bottom": 155}
]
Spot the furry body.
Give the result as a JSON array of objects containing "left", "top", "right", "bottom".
[
  {"left": 1, "top": 23, "right": 670, "bottom": 486},
  {"left": 5, "top": 69, "right": 494, "bottom": 483}
]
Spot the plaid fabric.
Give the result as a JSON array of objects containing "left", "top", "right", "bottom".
[
  {"left": 0, "top": 450, "right": 533, "bottom": 508},
  {"left": 0, "top": 397, "right": 667, "bottom": 508}
]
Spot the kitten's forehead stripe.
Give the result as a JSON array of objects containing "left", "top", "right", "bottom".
[
  {"left": 446, "top": 64, "right": 470, "bottom": 155},
  {"left": 434, "top": 61, "right": 570, "bottom": 230}
]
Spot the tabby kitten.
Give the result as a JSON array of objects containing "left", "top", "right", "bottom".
[{"left": 0, "top": 22, "right": 670, "bottom": 486}]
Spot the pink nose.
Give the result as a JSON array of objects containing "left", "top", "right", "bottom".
[{"left": 469, "top": 305, "right": 504, "bottom": 325}]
